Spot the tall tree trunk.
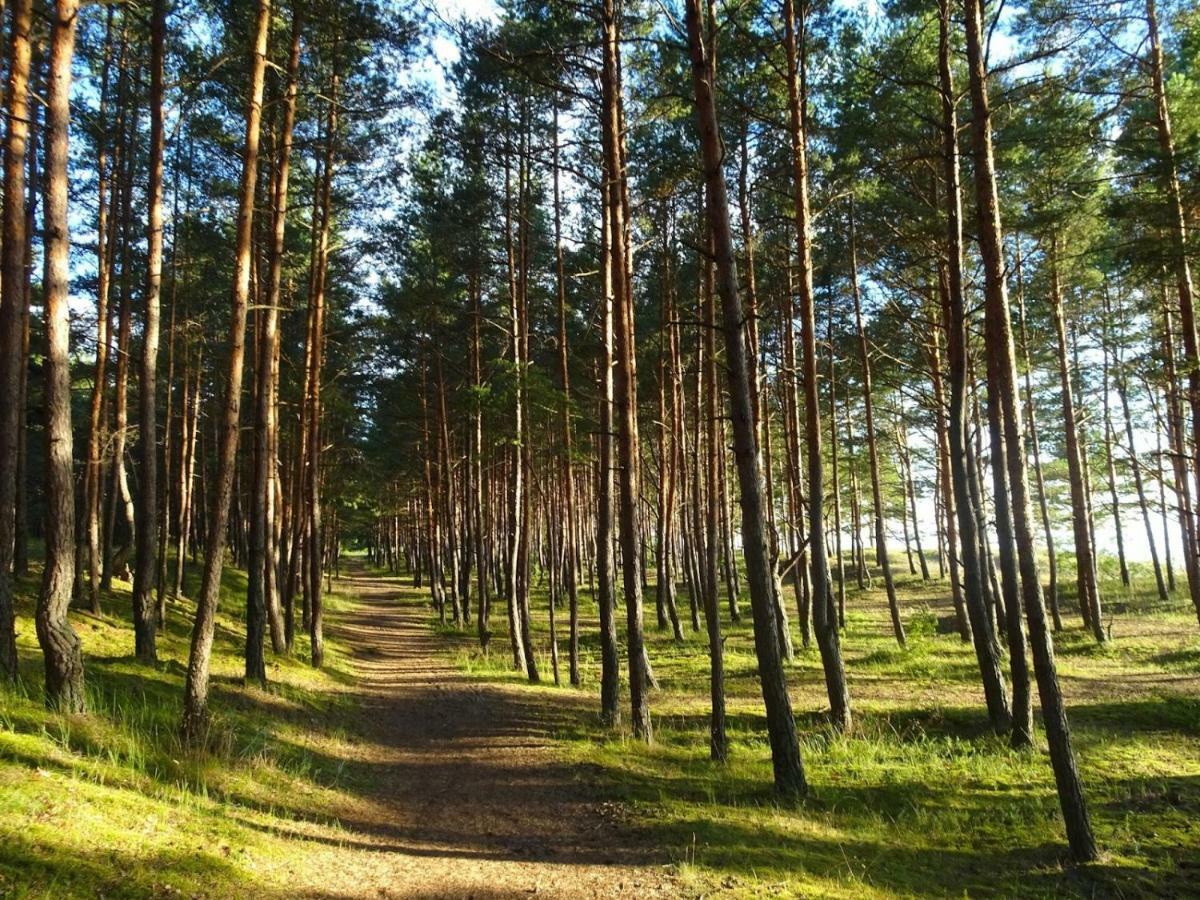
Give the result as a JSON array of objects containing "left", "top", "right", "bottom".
[
  {"left": 700, "top": 228, "right": 728, "bottom": 760},
  {"left": 515, "top": 107, "right": 538, "bottom": 680},
  {"left": 602, "top": 0, "right": 649, "bottom": 737},
  {"left": 783, "top": 279, "right": 812, "bottom": 647},
  {"left": 157, "top": 174, "right": 181, "bottom": 626},
  {"left": 896, "top": 407, "right": 929, "bottom": 580},
  {"left": 307, "top": 68, "right": 337, "bottom": 669},
  {"left": 686, "top": 0, "right": 806, "bottom": 794},
  {"left": 983, "top": 314, "right": 1034, "bottom": 749},
  {"left": 37, "top": 0, "right": 85, "bottom": 712},
  {"left": 551, "top": 104, "right": 581, "bottom": 681},
  {"left": 929, "top": 324, "right": 970, "bottom": 640},
  {"left": 1146, "top": 0, "right": 1200, "bottom": 612},
  {"left": 1048, "top": 237, "right": 1103, "bottom": 642},
  {"left": 106, "top": 62, "right": 141, "bottom": 593},
  {"left": 937, "top": 0, "right": 1011, "bottom": 732},
  {"left": 596, "top": 165, "right": 619, "bottom": 722},
  {"left": 849, "top": 198, "right": 905, "bottom": 647},
  {"left": 500, "top": 116, "right": 526, "bottom": 672},
  {"left": 181, "top": 0, "right": 271, "bottom": 742},
  {"left": 14, "top": 43, "right": 38, "bottom": 583},
  {"left": 0, "top": 0, "right": 33, "bottom": 680},
  {"left": 783, "top": 0, "right": 851, "bottom": 730},
  {"left": 1118, "top": 372, "right": 1168, "bottom": 602},
  {"left": 656, "top": 217, "right": 684, "bottom": 643},
  {"left": 471, "top": 271, "right": 491, "bottom": 650},
  {"left": 1015, "top": 243, "right": 1062, "bottom": 630},
  {"left": 132, "top": 0, "right": 167, "bottom": 664},
  {"left": 84, "top": 8, "right": 119, "bottom": 615},
  {"left": 1160, "top": 294, "right": 1200, "bottom": 620},
  {"left": 963, "top": 0, "right": 1098, "bottom": 861},
  {"left": 248, "top": 8, "right": 300, "bottom": 678},
  {"left": 1100, "top": 287, "right": 1129, "bottom": 588},
  {"left": 828, "top": 297, "right": 846, "bottom": 627}
]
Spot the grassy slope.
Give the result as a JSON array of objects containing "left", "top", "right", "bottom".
[
  {"left": 0, "top": 554, "right": 363, "bottom": 898},
  {"left": 443, "top": 554, "right": 1200, "bottom": 898}
]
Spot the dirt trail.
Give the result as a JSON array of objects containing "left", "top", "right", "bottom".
[{"left": 293, "top": 565, "right": 678, "bottom": 899}]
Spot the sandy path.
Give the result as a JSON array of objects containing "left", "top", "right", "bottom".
[{"left": 292, "top": 566, "right": 679, "bottom": 899}]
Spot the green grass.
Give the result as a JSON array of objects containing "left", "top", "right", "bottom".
[
  {"left": 0, "top": 553, "right": 363, "bottom": 898},
  {"left": 439, "top": 553, "right": 1200, "bottom": 898},
  {"left": 4, "top": 544, "right": 1196, "bottom": 898}
]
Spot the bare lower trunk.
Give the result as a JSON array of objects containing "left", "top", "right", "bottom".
[
  {"left": 248, "top": 10, "right": 300, "bottom": 679},
  {"left": 1015, "top": 245, "right": 1062, "bottom": 631},
  {"left": 307, "top": 70, "right": 337, "bottom": 670},
  {"left": 602, "top": 2, "right": 648, "bottom": 737},
  {"left": 552, "top": 104, "right": 581, "bottom": 681},
  {"left": 929, "top": 326, "right": 970, "bottom": 641},
  {"left": 1048, "top": 238, "right": 1103, "bottom": 642},
  {"left": 937, "top": 0, "right": 1011, "bottom": 733},
  {"left": 1147, "top": 0, "right": 1200, "bottom": 623},
  {"left": 596, "top": 138, "right": 619, "bottom": 725}
]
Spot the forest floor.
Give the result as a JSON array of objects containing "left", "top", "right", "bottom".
[
  {"left": 281, "top": 565, "right": 679, "bottom": 897},
  {"left": 2, "top": 552, "right": 1199, "bottom": 898},
  {"left": 0, "top": 556, "right": 677, "bottom": 899}
]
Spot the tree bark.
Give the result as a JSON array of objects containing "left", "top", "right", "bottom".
[
  {"left": 962, "top": 0, "right": 1098, "bottom": 861},
  {"left": 928, "top": 323, "right": 970, "bottom": 640},
  {"left": 1146, "top": 0, "right": 1200, "bottom": 613},
  {"left": 181, "top": 0, "right": 271, "bottom": 742},
  {"left": 37, "top": 0, "right": 85, "bottom": 713},
  {"left": 306, "top": 68, "right": 338, "bottom": 669},
  {"left": 937, "top": 0, "right": 1011, "bottom": 732},
  {"left": 1048, "top": 237, "right": 1103, "bottom": 642},
  {"left": 552, "top": 103, "right": 582, "bottom": 682},
  {"left": 0, "top": 0, "right": 33, "bottom": 680},
  {"left": 849, "top": 198, "right": 905, "bottom": 647},
  {"left": 783, "top": 0, "right": 851, "bottom": 731},
  {"left": 596, "top": 164, "right": 619, "bottom": 722},
  {"left": 132, "top": 0, "right": 168, "bottom": 664},
  {"left": 601, "top": 0, "right": 649, "bottom": 737},
  {"left": 686, "top": 0, "right": 808, "bottom": 795},
  {"left": 1015, "top": 243, "right": 1062, "bottom": 630},
  {"left": 248, "top": 8, "right": 301, "bottom": 680}
]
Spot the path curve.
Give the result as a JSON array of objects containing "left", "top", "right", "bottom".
[{"left": 296, "top": 565, "right": 679, "bottom": 899}]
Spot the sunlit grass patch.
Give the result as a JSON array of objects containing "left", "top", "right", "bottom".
[
  {"left": 0, "top": 556, "right": 365, "bottom": 897},
  {"left": 434, "top": 554, "right": 1200, "bottom": 897}
]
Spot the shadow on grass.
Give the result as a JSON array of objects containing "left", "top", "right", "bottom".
[{"left": 0, "top": 833, "right": 285, "bottom": 899}]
